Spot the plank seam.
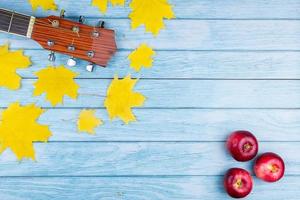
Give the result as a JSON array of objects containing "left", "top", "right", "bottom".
[
  {"left": 20, "top": 78, "right": 300, "bottom": 81},
  {"left": 0, "top": 175, "right": 298, "bottom": 178},
  {"left": 53, "top": 16, "right": 300, "bottom": 21},
  {"left": 31, "top": 141, "right": 300, "bottom": 143},
  {"left": 3, "top": 107, "right": 300, "bottom": 110},
  {"left": 13, "top": 49, "right": 300, "bottom": 52}
]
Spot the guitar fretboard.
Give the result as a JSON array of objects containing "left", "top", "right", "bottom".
[{"left": 0, "top": 9, "right": 31, "bottom": 37}]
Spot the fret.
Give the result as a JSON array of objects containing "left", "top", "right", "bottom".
[
  {"left": 7, "top": 12, "right": 14, "bottom": 33},
  {"left": 0, "top": 10, "right": 11, "bottom": 32},
  {"left": 10, "top": 13, "right": 31, "bottom": 36},
  {"left": 0, "top": 9, "right": 31, "bottom": 37}
]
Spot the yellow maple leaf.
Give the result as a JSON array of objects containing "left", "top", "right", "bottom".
[
  {"left": 0, "top": 102, "right": 52, "bottom": 160},
  {"left": 0, "top": 44, "right": 31, "bottom": 90},
  {"left": 33, "top": 65, "right": 79, "bottom": 107},
  {"left": 129, "top": 0, "right": 175, "bottom": 36},
  {"left": 77, "top": 109, "right": 103, "bottom": 134},
  {"left": 92, "top": 0, "right": 125, "bottom": 13},
  {"left": 28, "top": 0, "right": 57, "bottom": 11},
  {"left": 128, "top": 43, "right": 156, "bottom": 72},
  {"left": 104, "top": 75, "right": 146, "bottom": 124}
]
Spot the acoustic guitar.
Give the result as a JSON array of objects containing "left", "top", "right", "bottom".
[{"left": 0, "top": 8, "right": 117, "bottom": 72}]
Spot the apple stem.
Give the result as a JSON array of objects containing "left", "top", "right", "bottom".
[
  {"left": 243, "top": 143, "right": 252, "bottom": 152},
  {"left": 234, "top": 179, "right": 243, "bottom": 189},
  {"left": 268, "top": 164, "right": 279, "bottom": 173}
]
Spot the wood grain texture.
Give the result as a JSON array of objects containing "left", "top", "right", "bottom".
[
  {"left": 14, "top": 50, "right": 300, "bottom": 79},
  {"left": 1, "top": 0, "right": 300, "bottom": 19},
  {"left": 0, "top": 176, "right": 299, "bottom": 200},
  {"left": 0, "top": 142, "right": 298, "bottom": 176},
  {"left": 35, "top": 109, "right": 300, "bottom": 142},
  {"left": 0, "top": 79, "right": 300, "bottom": 108},
  {"left": 1, "top": 20, "right": 300, "bottom": 50},
  {"left": 32, "top": 16, "right": 117, "bottom": 66}
]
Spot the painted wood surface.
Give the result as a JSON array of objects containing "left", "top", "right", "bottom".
[
  {"left": 2, "top": 20, "right": 300, "bottom": 50},
  {"left": 36, "top": 109, "right": 300, "bottom": 141},
  {"left": 16, "top": 50, "right": 300, "bottom": 79},
  {"left": 1, "top": 79, "right": 300, "bottom": 108},
  {"left": 0, "top": 176, "right": 299, "bottom": 200},
  {"left": 0, "top": 0, "right": 299, "bottom": 199},
  {"left": 1, "top": 0, "right": 300, "bottom": 19},
  {"left": 0, "top": 142, "right": 298, "bottom": 176}
]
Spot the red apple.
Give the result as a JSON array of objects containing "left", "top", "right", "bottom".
[
  {"left": 254, "top": 152, "right": 285, "bottom": 182},
  {"left": 224, "top": 168, "right": 253, "bottom": 198},
  {"left": 226, "top": 130, "right": 258, "bottom": 162}
]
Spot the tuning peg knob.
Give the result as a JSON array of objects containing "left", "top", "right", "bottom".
[
  {"left": 67, "top": 57, "right": 77, "bottom": 67},
  {"left": 87, "top": 51, "right": 95, "bottom": 58},
  {"left": 79, "top": 16, "right": 85, "bottom": 24},
  {"left": 92, "top": 31, "right": 100, "bottom": 38},
  {"left": 60, "top": 9, "right": 65, "bottom": 18},
  {"left": 47, "top": 40, "right": 55, "bottom": 47},
  {"left": 97, "top": 20, "right": 105, "bottom": 28},
  {"left": 86, "top": 63, "right": 95, "bottom": 72},
  {"left": 48, "top": 51, "right": 56, "bottom": 62}
]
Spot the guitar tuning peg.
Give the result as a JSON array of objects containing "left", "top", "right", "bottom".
[
  {"left": 67, "top": 57, "right": 77, "bottom": 67},
  {"left": 48, "top": 51, "right": 56, "bottom": 62},
  {"left": 97, "top": 20, "right": 105, "bottom": 28},
  {"left": 79, "top": 16, "right": 85, "bottom": 24},
  {"left": 60, "top": 9, "right": 65, "bottom": 18},
  {"left": 86, "top": 63, "right": 95, "bottom": 72}
]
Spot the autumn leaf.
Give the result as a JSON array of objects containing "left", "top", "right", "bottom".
[
  {"left": 28, "top": 0, "right": 57, "bottom": 11},
  {"left": 129, "top": 0, "right": 175, "bottom": 36},
  {"left": 128, "top": 44, "right": 156, "bottom": 72},
  {"left": 33, "top": 65, "right": 79, "bottom": 107},
  {"left": 0, "top": 44, "right": 31, "bottom": 90},
  {"left": 92, "top": 0, "right": 125, "bottom": 13},
  {"left": 0, "top": 102, "right": 52, "bottom": 160},
  {"left": 104, "top": 75, "right": 145, "bottom": 124},
  {"left": 77, "top": 109, "right": 103, "bottom": 134}
]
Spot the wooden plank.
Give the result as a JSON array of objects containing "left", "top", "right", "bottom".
[
  {"left": 0, "top": 142, "right": 298, "bottom": 176},
  {"left": 17, "top": 50, "right": 300, "bottom": 79},
  {"left": 1, "top": 20, "right": 300, "bottom": 50},
  {"left": 0, "top": 176, "right": 298, "bottom": 200},
  {"left": 1, "top": 79, "right": 300, "bottom": 108},
  {"left": 1, "top": 0, "right": 300, "bottom": 19},
  {"left": 35, "top": 109, "right": 300, "bottom": 142}
]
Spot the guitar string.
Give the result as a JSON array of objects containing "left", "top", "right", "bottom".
[
  {"left": 0, "top": 13, "right": 30, "bottom": 21},
  {"left": 0, "top": 10, "right": 64, "bottom": 28},
  {"left": 0, "top": 11, "right": 32, "bottom": 33},
  {"left": 0, "top": 9, "right": 30, "bottom": 18},
  {"left": 0, "top": 21, "right": 90, "bottom": 41},
  {"left": 0, "top": 10, "right": 61, "bottom": 24},
  {"left": 0, "top": 19, "right": 103, "bottom": 40},
  {"left": 0, "top": 19, "right": 58, "bottom": 34},
  {"left": 0, "top": 18, "right": 53, "bottom": 27},
  {"left": 0, "top": 11, "right": 94, "bottom": 31},
  {"left": 0, "top": 11, "right": 52, "bottom": 26},
  {"left": 0, "top": 11, "right": 112, "bottom": 59},
  {"left": 1, "top": 17, "right": 95, "bottom": 37},
  {"left": 0, "top": 11, "right": 90, "bottom": 28},
  {"left": 0, "top": 16, "right": 85, "bottom": 34},
  {"left": 0, "top": 12, "right": 101, "bottom": 39},
  {"left": 0, "top": 12, "right": 31, "bottom": 23}
]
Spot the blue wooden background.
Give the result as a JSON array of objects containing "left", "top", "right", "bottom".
[{"left": 0, "top": 0, "right": 299, "bottom": 199}]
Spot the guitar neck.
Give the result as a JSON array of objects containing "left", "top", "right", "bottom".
[{"left": 0, "top": 8, "right": 35, "bottom": 38}]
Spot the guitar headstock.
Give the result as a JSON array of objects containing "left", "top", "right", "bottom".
[{"left": 31, "top": 13, "right": 117, "bottom": 71}]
